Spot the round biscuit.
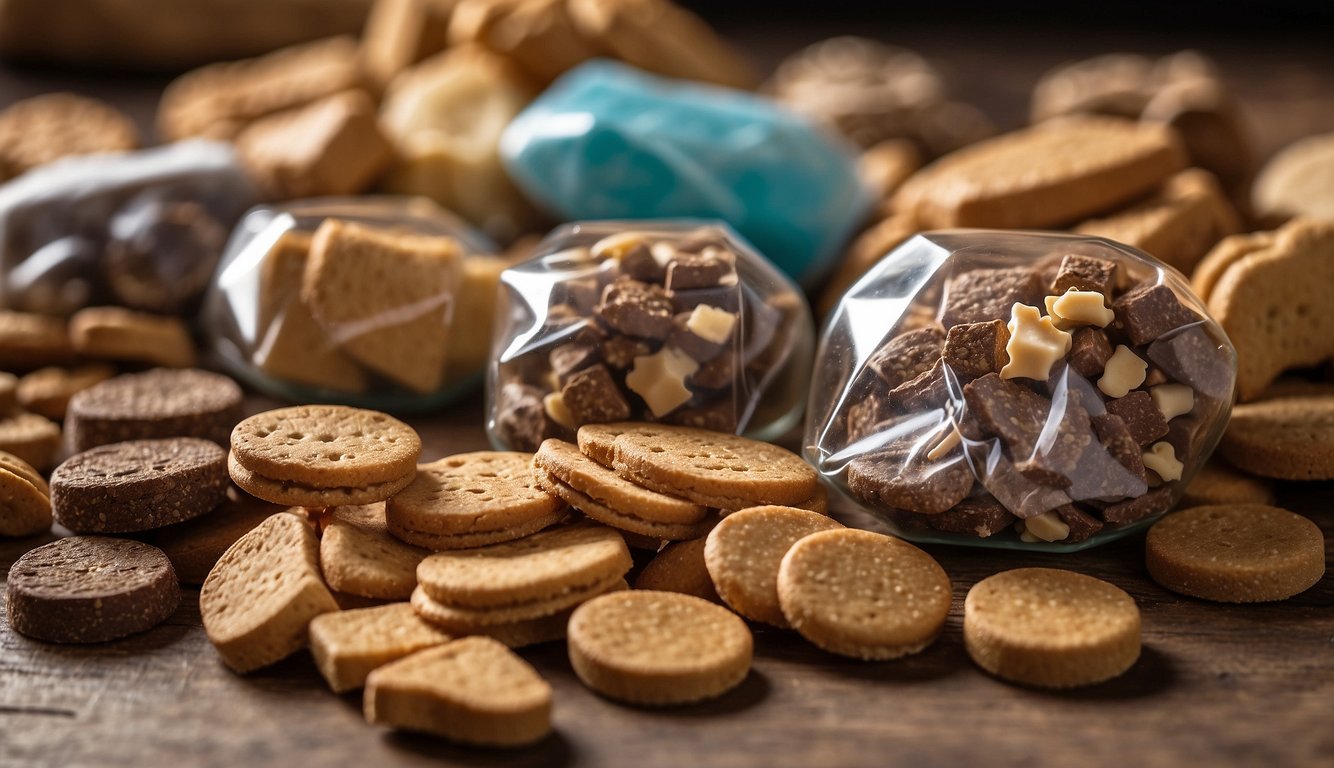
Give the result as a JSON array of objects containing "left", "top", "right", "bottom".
[
  {"left": 65, "top": 368, "right": 242, "bottom": 452},
  {"left": 1217, "top": 393, "right": 1334, "bottom": 480},
  {"left": 228, "top": 452, "right": 415, "bottom": 508},
  {"left": 532, "top": 467, "right": 714, "bottom": 541},
  {"left": 385, "top": 452, "right": 564, "bottom": 537},
  {"left": 231, "top": 405, "right": 421, "bottom": 488},
  {"left": 634, "top": 537, "right": 720, "bottom": 603},
  {"left": 0, "top": 448, "right": 47, "bottom": 495},
  {"left": 0, "top": 412, "right": 61, "bottom": 470},
  {"left": 577, "top": 422, "right": 640, "bottom": 467},
  {"left": 320, "top": 503, "right": 429, "bottom": 600},
  {"left": 1178, "top": 460, "right": 1274, "bottom": 508},
  {"left": 0, "top": 465, "right": 52, "bottom": 536},
  {"left": 410, "top": 572, "right": 624, "bottom": 632},
  {"left": 387, "top": 509, "right": 569, "bottom": 551},
  {"left": 535, "top": 439, "right": 707, "bottom": 524},
  {"left": 16, "top": 364, "right": 116, "bottom": 421}
]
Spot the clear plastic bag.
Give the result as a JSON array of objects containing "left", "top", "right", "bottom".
[
  {"left": 487, "top": 220, "right": 814, "bottom": 451},
  {"left": 204, "top": 196, "right": 506, "bottom": 412},
  {"left": 0, "top": 141, "right": 259, "bottom": 315},
  {"left": 805, "top": 230, "right": 1236, "bottom": 551}
]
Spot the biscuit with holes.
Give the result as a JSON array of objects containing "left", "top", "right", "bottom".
[
  {"left": 66, "top": 368, "right": 242, "bottom": 452},
  {"left": 0, "top": 459, "right": 51, "bottom": 537},
  {"left": 0, "top": 412, "right": 60, "bottom": 471},
  {"left": 576, "top": 422, "right": 639, "bottom": 467},
  {"left": 385, "top": 452, "right": 564, "bottom": 543},
  {"left": 388, "top": 509, "right": 569, "bottom": 551},
  {"left": 309, "top": 603, "right": 451, "bottom": 693},
  {"left": 69, "top": 307, "right": 197, "bottom": 368},
  {"left": 535, "top": 439, "right": 707, "bottom": 524},
  {"left": 634, "top": 537, "right": 719, "bottom": 603},
  {"left": 1178, "top": 460, "right": 1274, "bottom": 508},
  {"left": 152, "top": 489, "right": 292, "bottom": 585},
  {"left": 229, "top": 453, "right": 417, "bottom": 508},
  {"left": 231, "top": 405, "right": 421, "bottom": 489},
  {"left": 416, "top": 577, "right": 627, "bottom": 649},
  {"left": 1146, "top": 504, "right": 1324, "bottom": 602},
  {"left": 532, "top": 467, "right": 714, "bottom": 540},
  {"left": 778, "top": 529, "right": 951, "bottom": 660},
  {"left": 1217, "top": 391, "right": 1334, "bottom": 480},
  {"left": 704, "top": 505, "right": 843, "bottom": 627},
  {"left": 16, "top": 365, "right": 116, "bottom": 421},
  {"left": 410, "top": 569, "right": 623, "bottom": 633},
  {"left": 320, "top": 502, "right": 429, "bottom": 600},
  {"left": 964, "top": 568, "right": 1141, "bottom": 688}
]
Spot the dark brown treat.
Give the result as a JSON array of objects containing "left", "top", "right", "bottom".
[
  {"left": 943, "top": 320, "right": 1010, "bottom": 378},
  {"left": 666, "top": 399, "right": 739, "bottom": 433},
  {"left": 64, "top": 368, "right": 243, "bottom": 453},
  {"left": 1105, "top": 391, "right": 1169, "bottom": 446},
  {"left": 669, "top": 285, "right": 741, "bottom": 313},
  {"left": 560, "top": 365, "right": 631, "bottom": 425},
  {"left": 618, "top": 244, "right": 666, "bottom": 283},
  {"left": 600, "top": 336, "right": 653, "bottom": 370},
  {"left": 867, "top": 326, "right": 945, "bottom": 390},
  {"left": 153, "top": 488, "right": 289, "bottom": 585},
  {"left": 738, "top": 289, "right": 782, "bottom": 366},
  {"left": 1111, "top": 282, "right": 1198, "bottom": 346},
  {"left": 665, "top": 249, "right": 736, "bottom": 291},
  {"left": 550, "top": 342, "right": 600, "bottom": 385},
  {"left": 1147, "top": 326, "right": 1232, "bottom": 400},
  {"left": 1164, "top": 414, "right": 1203, "bottom": 458},
  {"left": 668, "top": 312, "right": 727, "bottom": 362},
  {"left": 554, "top": 277, "right": 604, "bottom": 312},
  {"left": 887, "top": 358, "right": 948, "bottom": 412},
  {"left": 1102, "top": 486, "right": 1174, "bottom": 525},
  {"left": 962, "top": 373, "right": 1050, "bottom": 455},
  {"left": 5, "top": 536, "right": 179, "bottom": 644},
  {"left": 494, "top": 382, "right": 551, "bottom": 451},
  {"left": 597, "top": 279, "right": 674, "bottom": 339},
  {"left": 846, "top": 443, "right": 973, "bottom": 515},
  {"left": 104, "top": 199, "right": 226, "bottom": 314},
  {"left": 1054, "top": 504, "right": 1104, "bottom": 543},
  {"left": 927, "top": 497, "right": 1016, "bottom": 538},
  {"left": 50, "top": 438, "right": 228, "bottom": 534},
  {"left": 846, "top": 396, "right": 895, "bottom": 443},
  {"left": 941, "top": 266, "right": 1043, "bottom": 326},
  {"left": 1090, "top": 413, "right": 1149, "bottom": 486},
  {"left": 1069, "top": 328, "right": 1114, "bottom": 378},
  {"left": 690, "top": 352, "right": 735, "bottom": 391},
  {"left": 977, "top": 453, "right": 1072, "bottom": 519},
  {"left": 1014, "top": 394, "right": 1093, "bottom": 488},
  {"left": 1051, "top": 254, "right": 1116, "bottom": 296}
]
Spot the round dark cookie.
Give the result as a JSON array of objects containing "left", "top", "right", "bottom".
[
  {"left": 6, "top": 536, "right": 179, "bottom": 643},
  {"left": 51, "top": 438, "right": 228, "bottom": 533},
  {"left": 65, "top": 368, "right": 242, "bottom": 452}
]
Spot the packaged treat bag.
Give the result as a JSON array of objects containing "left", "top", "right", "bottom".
[
  {"left": 0, "top": 141, "right": 259, "bottom": 316},
  {"left": 805, "top": 231, "right": 1236, "bottom": 550},
  {"left": 487, "top": 221, "right": 814, "bottom": 451},
  {"left": 204, "top": 197, "right": 508, "bottom": 411}
]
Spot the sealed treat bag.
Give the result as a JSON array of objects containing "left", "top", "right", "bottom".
[
  {"left": 204, "top": 197, "right": 507, "bottom": 411},
  {"left": 0, "top": 141, "right": 259, "bottom": 316},
  {"left": 487, "top": 221, "right": 814, "bottom": 451},
  {"left": 806, "top": 231, "right": 1236, "bottom": 551}
]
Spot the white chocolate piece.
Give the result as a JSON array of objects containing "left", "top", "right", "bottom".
[
  {"left": 1142, "top": 442, "right": 1184, "bottom": 482},
  {"left": 686, "top": 305, "right": 737, "bottom": 344},
  {"left": 1001, "top": 303, "right": 1072, "bottom": 381},
  {"left": 1023, "top": 510, "right": 1071, "bottom": 542},
  {"left": 1044, "top": 289, "right": 1115, "bottom": 329},
  {"left": 1097, "top": 345, "right": 1148, "bottom": 398},
  {"left": 543, "top": 392, "right": 575, "bottom": 429},
  {"left": 591, "top": 231, "right": 651, "bottom": 261},
  {"left": 1151, "top": 384, "right": 1195, "bottom": 420},
  {"left": 650, "top": 242, "right": 678, "bottom": 267},
  {"left": 926, "top": 424, "right": 963, "bottom": 461},
  {"left": 625, "top": 346, "right": 699, "bottom": 417}
]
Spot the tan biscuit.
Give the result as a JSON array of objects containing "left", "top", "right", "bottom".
[
  {"left": 634, "top": 537, "right": 720, "bottom": 603},
  {"left": 440, "top": 578, "right": 627, "bottom": 650},
  {"left": 703, "top": 505, "right": 843, "bottom": 627},
  {"left": 0, "top": 412, "right": 61, "bottom": 470},
  {"left": 777, "top": 529, "right": 951, "bottom": 660},
  {"left": 535, "top": 439, "right": 707, "bottom": 524},
  {"left": 894, "top": 116, "right": 1186, "bottom": 229},
  {"left": 1146, "top": 504, "right": 1325, "bottom": 602},
  {"left": 410, "top": 571, "right": 622, "bottom": 632},
  {"left": 228, "top": 452, "right": 416, "bottom": 509},
  {"left": 0, "top": 463, "right": 52, "bottom": 537},
  {"left": 199, "top": 513, "right": 339, "bottom": 673},
  {"left": 153, "top": 491, "right": 293, "bottom": 585},
  {"left": 1191, "top": 230, "right": 1275, "bottom": 304},
  {"left": 964, "top": 568, "right": 1141, "bottom": 688},
  {"left": 388, "top": 509, "right": 569, "bottom": 552},
  {"left": 0, "top": 92, "right": 138, "bottom": 178},
  {"left": 231, "top": 405, "right": 421, "bottom": 489},
  {"left": 304, "top": 219, "right": 461, "bottom": 394},
  {"left": 1217, "top": 391, "right": 1334, "bottom": 480},
  {"left": 385, "top": 452, "right": 564, "bottom": 538},
  {"left": 361, "top": 0, "right": 454, "bottom": 87},
  {"left": 69, "top": 307, "right": 196, "bottom": 368},
  {"left": 532, "top": 467, "right": 714, "bottom": 541},
  {"left": 1178, "top": 460, "right": 1275, "bottom": 508},
  {"left": 0, "top": 311, "right": 75, "bottom": 371},
  {"left": 16, "top": 365, "right": 116, "bottom": 421},
  {"left": 1207, "top": 218, "right": 1334, "bottom": 401},
  {"left": 308, "top": 603, "right": 451, "bottom": 693},
  {"left": 567, "top": 590, "right": 753, "bottom": 706},
  {"left": 364, "top": 636, "right": 552, "bottom": 747},
  {"left": 576, "top": 422, "right": 639, "bottom": 467},
  {"left": 416, "top": 522, "right": 631, "bottom": 609},
  {"left": 321, "top": 503, "right": 429, "bottom": 600},
  {"left": 0, "top": 448, "right": 47, "bottom": 495},
  {"left": 1252, "top": 131, "right": 1334, "bottom": 221}
]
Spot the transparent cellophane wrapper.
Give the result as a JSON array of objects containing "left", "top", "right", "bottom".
[
  {"left": 0, "top": 141, "right": 259, "bottom": 315},
  {"left": 805, "top": 231, "right": 1236, "bottom": 551},
  {"left": 204, "top": 197, "right": 503, "bottom": 412},
  {"left": 487, "top": 221, "right": 814, "bottom": 451}
]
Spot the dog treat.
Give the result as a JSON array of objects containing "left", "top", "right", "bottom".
[
  {"left": 364, "top": 636, "right": 552, "bottom": 746},
  {"left": 1146, "top": 504, "right": 1325, "bottom": 603},
  {"left": 308, "top": 603, "right": 452, "bottom": 693},
  {"left": 6, "top": 536, "right": 179, "bottom": 643},
  {"left": 413, "top": 576, "right": 626, "bottom": 647},
  {"left": 703, "top": 505, "right": 843, "bottom": 627},
  {"left": 320, "top": 503, "right": 429, "bottom": 600},
  {"left": 16, "top": 365, "right": 116, "bottom": 420},
  {"left": 51, "top": 438, "right": 228, "bottom": 534},
  {"left": 1178, "top": 460, "right": 1274, "bottom": 508},
  {"left": 69, "top": 307, "right": 197, "bottom": 368},
  {"left": 361, "top": 0, "right": 455, "bottom": 87},
  {"left": 1253, "top": 131, "right": 1334, "bottom": 221},
  {"left": 1218, "top": 391, "right": 1334, "bottom": 480},
  {"left": 0, "top": 93, "right": 138, "bottom": 179},
  {"left": 0, "top": 449, "right": 52, "bottom": 537},
  {"left": 0, "top": 411, "right": 61, "bottom": 470},
  {"left": 535, "top": 439, "right": 707, "bottom": 524},
  {"left": 532, "top": 466, "right": 713, "bottom": 541},
  {"left": 449, "top": 0, "right": 600, "bottom": 84},
  {"left": 0, "top": 311, "right": 75, "bottom": 370},
  {"left": 200, "top": 513, "right": 339, "bottom": 673},
  {"left": 65, "top": 368, "right": 242, "bottom": 452},
  {"left": 634, "top": 537, "right": 720, "bottom": 602},
  {"left": 964, "top": 568, "right": 1141, "bottom": 688},
  {"left": 777, "top": 529, "right": 951, "bottom": 660},
  {"left": 567, "top": 590, "right": 752, "bottom": 705},
  {"left": 152, "top": 489, "right": 292, "bottom": 585}
]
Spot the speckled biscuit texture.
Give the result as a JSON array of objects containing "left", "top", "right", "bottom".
[{"left": 66, "top": 368, "right": 242, "bottom": 452}]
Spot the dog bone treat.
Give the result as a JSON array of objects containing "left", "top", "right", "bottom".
[
  {"left": 964, "top": 568, "right": 1141, "bottom": 688},
  {"left": 51, "top": 438, "right": 228, "bottom": 534},
  {"left": 1253, "top": 131, "right": 1334, "bottom": 222},
  {"left": 809, "top": 231, "right": 1236, "bottom": 548},
  {"left": 66, "top": 368, "right": 242, "bottom": 452},
  {"left": 0, "top": 311, "right": 75, "bottom": 370},
  {"left": 0, "top": 141, "right": 257, "bottom": 316},
  {"left": 0, "top": 449, "right": 52, "bottom": 536},
  {"left": 6, "top": 536, "right": 179, "bottom": 643},
  {"left": 634, "top": 536, "right": 720, "bottom": 603},
  {"left": 487, "top": 224, "right": 813, "bottom": 450},
  {"left": 69, "top": 307, "right": 197, "bottom": 369},
  {"left": 309, "top": 603, "right": 452, "bottom": 693},
  {"left": 0, "top": 93, "right": 138, "bottom": 179},
  {"left": 200, "top": 513, "right": 339, "bottom": 673},
  {"left": 320, "top": 503, "right": 429, "bottom": 600},
  {"left": 0, "top": 411, "right": 61, "bottom": 470},
  {"left": 365, "top": 636, "right": 552, "bottom": 746},
  {"left": 1217, "top": 389, "right": 1334, "bottom": 480},
  {"left": 153, "top": 489, "right": 292, "bottom": 585},
  {"left": 361, "top": 0, "right": 455, "bottom": 87},
  {"left": 1145, "top": 504, "right": 1325, "bottom": 603},
  {"left": 16, "top": 365, "right": 116, "bottom": 420},
  {"left": 229, "top": 405, "right": 421, "bottom": 508}
]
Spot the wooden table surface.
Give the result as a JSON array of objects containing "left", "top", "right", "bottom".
[{"left": 2, "top": 17, "right": 1333, "bottom": 768}]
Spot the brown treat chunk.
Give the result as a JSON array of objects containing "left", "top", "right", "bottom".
[
  {"left": 866, "top": 326, "right": 946, "bottom": 390},
  {"left": 668, "top": 311, "right": 727, "bottom": 362},
  {"left": 962, "top": 373, "right": 1049, "bottom": 454},
  {"left": 1105, "top": 390, "right": 1170, "bottom": 447},
  {"left": 845, "top": 444, "right": 973, "bottom": 516},
  {"left": 321, "top": 503, "right": 429, "bottom": 600},
  {"left": 0, "top": 93, "right": 138, "bottom": 178},
  {"left": 1146, "top": 325, "right": 1234, "bottom": 401},
  {"left": 597, "top": 279, "right": 674, "bottom": 340},
  {"left": 51, "top": 438, "right": 228, "bottom": 534},
  {"left": 944, "top": 320, "right": 1010, "bottom": 379},
  {"left": 927, "top": 497, "right": 1017, "bottom": 538},
  {"left": 1013, "top": 392, "right": 1094, "bottom": 488},
  {"left": 941, "top": 266, "right": 1044, "bottom": 327},
  {"left": 1102, "top": 486, "right": 1174, "bottom": 525},
  {"left": 1052, "top": 253, "right": 1117, "bottom": 297},
  {"left": 634, "top": 537, "right": 719, "bottom": 602},
  {"left": 600, "top": 335, "right": 653, "bottom": 370},
  {"left": 1111, "top": 282, "right": 1198, "bottom": 347},
  {"left": 979, "top": 454, "right": 1073, "bottom": 519},
  {"left": 1054, "top": 504, "right": 1104, "bottom": 544},
  {"left": 1218, "top": 393, "right": 1334, "bottom": 480},
  {"left": 1145, "top": 504, "right": 1325, "bottom": 603},
  {"left": 309, "top": 602, "right": 451, "bottom": 693},
  {"left": 0, "top": 457, "right": 52, "bottom": 537},
  {"left": 0, "top": 311, "right": 75, "bottom": 370},
  {"left": 845, "top": 396, "right": 895, "bottom": 444},
  {"left": 68, "top": 307, "right": 196, "bottom": 368},
  {"left": 1068, "top": 328, "right": 1114, "bottom": 379},
  {"left": 65, "top": 368, "right": 242, "bottom": 452},
  {"left": 617, "top": 243, "right": 667, "bottom": 283},
  {"left": 0, "top": 412, "right": 61, "bottom": 470},
  {"left": 385, "top": 452, "right": 564, "bottom": 542},
  {"left": 888, "top": 358, "right": 948, "bottom": 412},
  {"left": 16, "top": 365, "right": 116, "bottom": 421},
  {"left": 560, "top": 364, "right": 631, "bottom": 426},
  {"left": 665, "top": 250, "right": 736, "bottom": 291},
  {"left": 1179, "top": 460, "right": 1274, "bottom": 509},
  {"left": 5, "top": 537, "right": 178, "bottom": 643},
  {"left": 231, "top": 405, "right": 421, "bottom": 490},
  {"left": 549, "top": 342, "right": 600, "bottom": 384},
  {"left": 688, "top": 351, "right": 734, "bottom": 391},
  {"left": 1090, "top": 412, "right": 1149, "bottom": 486},
  {"left": 665, "top": 399, "right": 739, "bottom": 433},
  {"left": 152, "top": 490, "right": 291, "bottom": 585},
  {"left": 493, "top": 382, "right": 551, "bottom": 451},
  {"left": 361, "top": 0, "right": 455, "bottom": 87}
]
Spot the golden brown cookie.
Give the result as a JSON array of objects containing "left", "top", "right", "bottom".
[
  {"left": 0, "top": 448, "right": 48, "bottom": 495},
  {"left": 320, "top": 503, "right": 429, "bottom": 600},
  {"left": 1178, "top": 460, "right": 1274, "bottom": 508},
  {"left": 1191, "top": 230, "right": 1276, "bottom": 304},
  {"left": 231, "top": 405, "right": 421, "bottom": 489},
  {"left": 777, "top": 529, "right": 951, "bottom": 660},
  {"left": 894, "top": 116, "right": 1186, "bottom": 229},
  {"left": 535, "top": 439, "right": 707, "bottom": 524},
  {"left": 1252, "top": 131, "right": 1334, "bottom": 222},
  {"left": 388, "top": 509, "right": 569, "bottom": 552},
  {"left": 364, "top": 636, "right": 552, "bottom": 746},
  {"left": 0, "top": 311, "right": 75, "bottom": 371},
  {"left": 532, "top": 467, "right": 714, "bottom": 541},
  {"left": 0, "top": 412, "right": 61, "bottom": 470},
  {"left": 1217, "top": 391, "right": 1334, "bottom": 480},
  {"left": 69, "top": 307, "right": 196, "bottom": 368},
  {"left": 448, "top": 0, "right": 599, "bottom": 84},
  {"left": 308, "top": 602, "right": 451, "bottom": 693},
  {"left": 0, "top": 93, "right": 138, "bottom": 178},
  {"left": 964, "top": 568, "right": 1141, "bottom": 688},
  {"left": 576, "top": 422, "right": 638, "bottom": 467},
  {"left": 1146, "top": 504, "right": 1325, "bottom": 602},
  {"left": 410, "top": 571, "right": 620, "bottom": 632},
  {"left": 361, "top": 0, "right": 453, "bottom": 87},
  {"left": 703, "top": 505, "right": 843, "bottom": 627},
  {"left": 16, "top": 365, "right": 117, "bottom": 420},
  {"left": 229, "top": 453, "right": 417, "bottom": 509},
  {"left": 152, "top": 489, "right": 292, "bottom": 585},
  {"left": 0, "top": 458, "right": 52, "bottom": 537},
  {"left": 634, "top": 537, "right": 720, "bottom": 603},
  {"left": 567, "top": 590, "right": 753, "bottom": 706}
]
